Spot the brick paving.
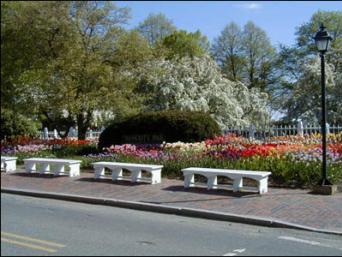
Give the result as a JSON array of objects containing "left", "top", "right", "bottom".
[{"left": 1, "top": 168, "right": 342, "bottom": 232}]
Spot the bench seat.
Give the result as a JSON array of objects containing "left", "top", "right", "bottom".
[
  {"left": 24, "top": 158, "right": 81, "bottom": 177},
  {"left": 182, "top": 167, "right": 271, "bottom": 194},
  {"left": 1, "top": 156, "right": 18, "bottom": 173},
  {"left": 92, "top": 162, "right": 163, "bottom": 184}
]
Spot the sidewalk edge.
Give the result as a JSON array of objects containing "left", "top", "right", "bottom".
[{"left": 2, "top": 187, "right": 341, "bottom": 236}]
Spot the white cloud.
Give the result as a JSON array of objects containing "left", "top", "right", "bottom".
[{"left": 237, "top": 2, "right": 262, "bottom": 10}]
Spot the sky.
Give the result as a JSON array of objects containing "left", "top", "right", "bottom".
[{"left": 116, "top": 1, "right": 341, "bottom": 47}]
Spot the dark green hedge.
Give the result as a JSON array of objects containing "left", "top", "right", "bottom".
[{"left": 98, "top": 110, "right": 221, "bottom": 149}]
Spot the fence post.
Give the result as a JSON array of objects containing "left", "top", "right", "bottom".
[
  {"left": 297, "top": 120, "right": 304, "bottom": 137},
  {"left": 68, "top": 127, "right": 73, "bottom": 138},
  {"left": 326, "top": 123, "right": 330, "bottom": 134},
  {"left": 73, "top": 127, "right": 76, "bottom": 137},
  {"left": 249, "top": 124, "right": 256, "bottom": 140},
  {"left": 53, "top": 129, "right": 58, "bottom": 139},
  {"left": 43, "top": 127, "right": 49, "bottom": 139}
]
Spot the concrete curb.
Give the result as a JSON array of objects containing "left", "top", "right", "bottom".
[{"left": 2, "top": 187, "right": 342, "bottom": 236}]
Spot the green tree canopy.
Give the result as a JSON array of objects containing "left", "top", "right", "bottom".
[
  {"left": 273, "top": 11, "right": 342, "bottom": 124},
  {"left": 159, "top": 30, "right": 210, "bottom": 59},
  {"left": 211, "top": 22, "right": 244, "bottom": 81},
  {"left": 1, "top": 1, "right": 132, "bottom": 139}
]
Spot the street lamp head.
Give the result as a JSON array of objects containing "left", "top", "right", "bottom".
[{"left": 314, "top": 23, "right": 332, "bottom": 53}]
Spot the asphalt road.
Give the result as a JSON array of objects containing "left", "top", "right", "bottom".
[{"left": 1, "top": 193, "right": 342, "bottom": 256}]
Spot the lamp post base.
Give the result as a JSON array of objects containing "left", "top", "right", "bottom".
[
  {"left": 319, "top": 178, "right": 333, "bottom": 186},
  {"left": 312, "top": 184, "right": 338, "bottom": 195}
]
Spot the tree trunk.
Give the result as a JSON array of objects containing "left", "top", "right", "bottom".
[
  {"left": 77, "top": 114, "right": 88, "bottom": 140},
  {"left": 77, "top": 111, "right": 93, "bottom": 140}
]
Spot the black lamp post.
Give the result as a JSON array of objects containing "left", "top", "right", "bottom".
[{"left": 314, "top": 24, "right": 332, "bottom": 186}]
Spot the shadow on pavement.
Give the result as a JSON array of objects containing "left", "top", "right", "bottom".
[
  {"left": 76, "top": 177, "right": 151, "bottom": 186},
  {"left": 162, "top": 185, "right": 259, "bottom": 198},
  {"left": 8, "top": 172, "right": 66, "bottom": 179},
  {"left": 141, "top": 187, "right": 258, "bottom": 205}
]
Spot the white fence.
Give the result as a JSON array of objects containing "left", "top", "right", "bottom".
[
  {"left": 39, "top": 127, "right": 103, "bottom": 140},
  {"left": 223, "top": 122, "right": 342, "bottom": 139},
  {"left": 39, "top": 122, "right": 342, "bottom": 141}
]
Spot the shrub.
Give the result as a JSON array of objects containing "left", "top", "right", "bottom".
[
  {"left": 98, "top": 110, "right": 221, "bottom": 149},
  {"left": 1, "top": 109, "right": 39, "bottom": 140}
]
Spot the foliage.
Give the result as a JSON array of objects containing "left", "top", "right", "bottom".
[
  {"left": 136, "top": 54, "right": 269, "bottom": 129},
  {"left": 212, "top": 21, "right": 276, "bottom": 91},
  {"left": 273, "top": 11, "right": 342, "bottom": 123},
  {"left": 1, "top": 1, "right": 132, "bottom": 139},
  {"left": 1, "top": 1, "right": 72, "bottom": 114},
  {"left": 136, "top": 12, "right": 177, "bottom": 45},
  {"left": 211, "top": 22, "right": 245, "bottom": 82},
  {"left": 0, "top": 109, "right": 39, "bottom": 140},
  {"left": 98, "top": 111, "right": 221, "bottom": 149},
  {"left": 295, "top": 11, "right": 342, "bottom": 55},
  {"left": 159, "top": 30, "right": 210, "bottom": 59},
  {"left": 241, "top": 21, "right": 276, "bottom": 91},
  {"left": 280, "top": 57, "right": 336, "bottom": 124}
]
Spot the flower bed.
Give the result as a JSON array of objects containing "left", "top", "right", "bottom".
[{"left": 1, "top": 133, "right": 342, "bottom": 187}]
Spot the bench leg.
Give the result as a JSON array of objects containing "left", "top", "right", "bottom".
[
  {"left": 39, "top": 163, "right": 50, "bottom": 174},
  {"left": 258, "top": 177, "right": 268, "bottom": 194},
  {"left": 4, "top": 160, "right": 17, "bottom": 173},
  {"left": 94, "top": 167, "right": 105, "bottom": 179},
  {"left": 69, "top": 164, "right": 80, "bottom": 177},
  {"left": 53, "top": 164, "right": 65, "bottom": 176},
  {"left": 207, "top": 176, "right": 218, "bottom": 190},
  {"left": 151, "top": 170, "right": 161, "bottom": 184},
  {"left": 184, "top": 174, "right": 195, "bottom": 188},
  {"left": 112, "top": 168, "right": 123, "bottom": 181},
  {"left": 131, "top": 169, "right": 142, "bottom": 183},
  {"left": 25, "top": 162, "right": 36, "bottom": 173},
  {"left": 233, "top": 177, "right": 243, "bottom": 192}
]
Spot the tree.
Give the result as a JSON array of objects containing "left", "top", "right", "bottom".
[
  {"left": 296, "top": 11, "right": 342, "bottom": 57},
  {"left": 281, "top": 57, "right": 337, "bottom": 124},
  {"left": 1, "top": 1, "right": 132, "bottom": 139},
  {"left": 107, "top": 30, "right": 154, "bottom": 120},
  {"left": 160, "top": 30, "right": 210, "bottom": 60},
  {"left": 136, "top": 13, "right": 176, "bottom": 45},
  {"left": 1, "top": 108, "right": 39, "bottom": 140},
  {"left": 110, "top": 30, "right": 153, "bottom": 70},
  {"left": 241, "top": 21, "right": 276, "bottom": 91},
  {"left": 211, "top": 22, "right": 245, "bottom": 81},
  {"left": 1, "top": 1, "right": 72, "bottom": 114},
  {"left": 273, "top": 11, "right": 342, "bottom": 123},
  {"left": 211, "top": 21, "right": 276, "bottom": 92},
  {"left": 136, "top": 55, "right": 269, "bottom": 129}
]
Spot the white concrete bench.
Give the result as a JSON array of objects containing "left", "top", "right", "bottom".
[
  {"left": 1, "top": 156, "right": 17, "bottom": 173},
  {"left": 24, "top": 158, "right": 81, "bottom": 177},
  {"left": 181, "top": 167, "right": 272, "bottom": 194},
  {"left": 92, "top": 162, "right": 163, "bottom": 184}
]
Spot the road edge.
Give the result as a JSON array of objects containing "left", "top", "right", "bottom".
[{"left": 2, "top": 187, "right": 342, "bottom": 236}]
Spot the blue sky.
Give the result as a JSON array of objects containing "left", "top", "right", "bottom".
[{"left": 116, "top": 1, "right": 341, "bottom": 47}]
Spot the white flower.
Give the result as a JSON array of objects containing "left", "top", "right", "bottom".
[{"left": 136, "top": 54, "right": 269, "bottom": 129}]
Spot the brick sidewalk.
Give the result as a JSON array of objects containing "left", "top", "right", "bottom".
[{"left": 1, "top": 169, "right": 342, "bottom": 233}]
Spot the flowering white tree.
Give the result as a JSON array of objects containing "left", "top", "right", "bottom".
[{"left": 137, "top": 55, "right": 269, "bottom": 129}]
